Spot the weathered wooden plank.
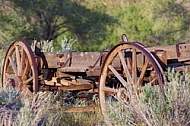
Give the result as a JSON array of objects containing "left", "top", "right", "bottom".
[
  {"left": 58, "top": 84, "right": 93, "bottom": 91},
  {"left": 41, "top": 52, "right": 71, "bottom": 68},
  {"left": 70, "top": 52, "right": 101, "bottom": 67},
  {"left": 58, "top": 52, "right": 103, "bottom": 72},
  {"left": 58, "top": 66, "right": 89, "bottom": 72},
  {"left": 56, "top": 71, "right": 76, "bottom": 78},
  {"left": 177, "top": 43, "right": 190, "bottom": 59},
  {"left": 86, "top": 67, "right": 101, "bottom": 76},
  {"left": 147, "top": 45, "right": 178, "bottom": 59}
]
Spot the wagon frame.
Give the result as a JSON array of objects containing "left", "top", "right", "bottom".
[{"left": 2, "top": 34, "right": 190, "bottom": 116}]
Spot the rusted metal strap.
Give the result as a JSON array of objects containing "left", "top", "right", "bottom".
[
  {"left": 57, "top": 52, "right": 72, "bottom": 68},
  {"left": 34, "top": 40, "right": 41, "bottom": 56},
  {"left": 176, "top": 43, "right": 181, "bottom": 57},
  {"left": 89, "top": 52, "right": 103, "bottom": 68},
  {"left": 68, "top": 52, "right": 72, "bottom": 66}
]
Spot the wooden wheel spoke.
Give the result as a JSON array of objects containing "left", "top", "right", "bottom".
[
  {"left": 20, "top": 48, "right": 25, "bottom": 75},
  {"left": 22, "top": 57, "right": 31, "bottom": 79},
  {"left": 137, "top": 58, "right": 150, "bottom": 85},
  {"left": 103, "top": 87, "right": 127, "bottom": 99},
  {"left": 15, "top": 46, "right": 21, "bottom": 76},
  {"left": 103, "top": 87, "right": 117, "bottom": 93},
  {"left": 23, "top": 76, "right": 34, "bottom": 85},
  {"left": 126, "top": 57, "right": 132, "bottom": 70},
  {"left": 150, "top": 77, "right": 158, "bottom": 84},
  {"left": 126, "top": 49, "right": 132, "bottom": 70},
  {"left": 108, "top": 65, "right": 127, "bottom": 86},
  {"left": 4, "top": 73, "right": 14, "bottom": 85},
  {"left": 132, "top": 48, "right": 137, "bottom": 84},
  {"left": 5, "top": 73, "right": 11, "bottom": 78},
  {"left": 118, "top": 51, "right": 132, "bottom": 84},
  {"left": 8, "top": 56, "right": 18, "bottom": 76},
  {"left": 103, "top": 87, "right": 126, "bottom": 97},
  {"left": 22, "top": 86, "right": 33, "bottom": 97}
]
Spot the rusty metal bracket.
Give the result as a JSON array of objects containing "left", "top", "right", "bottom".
[
  {"left": 57, "top": 62, "right": 65, "bottom": 67},
  {"left": 57, "top": 53, "right": 64, "bottom": 58},
  {"left": 176, "top": 43, "right": 181, "bottom": 57},
  {"left": 89, "top": 52, "right": 103, "bottom": 68},
  {"left": 57, "top": 52, "right": 72, "bottom": 68}
]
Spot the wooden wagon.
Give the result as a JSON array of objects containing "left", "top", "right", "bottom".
[{"left": 2, "top": 34, "right": 190, "bottom": 116}]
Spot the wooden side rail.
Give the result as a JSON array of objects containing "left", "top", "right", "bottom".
[{"left": 58, "top": 52, "right": 105, "bottom": 72}]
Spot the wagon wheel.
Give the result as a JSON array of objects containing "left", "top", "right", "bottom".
[
  {"left": 99, "top": 41, "right": 166, "bottom": 119},
  {"left": 2, "top": 40, "right": 38, "bottom": 95}
]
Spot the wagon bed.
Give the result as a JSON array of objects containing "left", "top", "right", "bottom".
[{"left": 2, "top": 34, "right": 190, "bottom": 115}]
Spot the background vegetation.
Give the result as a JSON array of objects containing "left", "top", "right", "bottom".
[
  {"left": 0, "top": 0, "right": 190, "bottom": 125},
  {"left": 105, "top": 69, "right": 190, "bottom": 125},
  {"left": 0, "top": 70, "right": 189, "bottom": 126},
  {"left": 0, "top": 0, "right": 190, "bottom": 52}
]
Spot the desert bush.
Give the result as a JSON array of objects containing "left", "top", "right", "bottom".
[
  {"left": 31, "top": 40, "right": 54, "bottom": 52},
  {"left": 0, "top": 87, "right": 22, "bottom": 126},
  {"left": 0, "top": 49, "right": 5, "bottom": 81},
  {"left": 105, "top": 69, "right": 190, "bottom": 126},
  {"left": 15, "top": 92, "right": 103, "bottom": 126},
  {"left": 31, "top": 37, "right": 76, "bottom": 53},
  {"left": 13, "top": 92, "right": 62, "bottom": 126},
  {"left": 60, "top": 36, "right": 76, "bottom": 52},
  {"left": 0, "top": 86, "right": 103, "bottom": 126}
]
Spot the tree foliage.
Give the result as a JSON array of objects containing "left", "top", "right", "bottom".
[
  {"left": 0, "top": 0, "right": 190, "bottom": 51},
  {"left": 139, "top": 0, "right": 190, "bottom": 45},
  {"left": 0, "top": 1, "right": 30, "bottom": 49}
]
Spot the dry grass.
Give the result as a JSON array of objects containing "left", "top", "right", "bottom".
[
  {"left": 105, "top": 69, "right": 190, "bottom": 126},
  {"left": 0, "top": 69, "right": 189, "bottom": 126},
  {"left": 0, "top": 87, "right": 103, "bottom": 126},
  {"left": 0, "top": 46, "right": 189, "bottom": 125},
  {"left": 0, "top": 67, "right": 189, "bottom": 126}
]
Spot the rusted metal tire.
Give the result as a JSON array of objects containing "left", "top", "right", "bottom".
[
  {"left": 99, "top": 42, "right": 166, "bottom": 119},
  {"left": 2, "top": 40, "right": 38, "bottom": 95}
]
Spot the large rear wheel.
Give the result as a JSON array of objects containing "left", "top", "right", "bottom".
[{"left": 99, "top": 40, "right": 166, "bottom": 119}]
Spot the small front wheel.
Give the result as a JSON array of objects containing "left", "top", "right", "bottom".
[{"left": 2, "top": 40, "right": 38, "bottom": 95}]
